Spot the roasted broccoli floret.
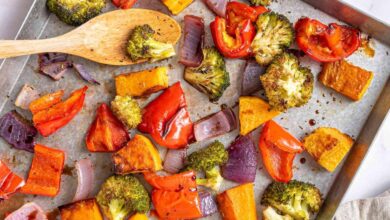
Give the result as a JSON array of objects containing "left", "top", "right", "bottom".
[
  {"left": 260, "top": 52, "right": 314, "bottom": 111},
  {"left": 47, "top": 0, "right": 105, "bottom": 26},
  {"left": 261, "top": 180, "right": 322, "bottom": 220},
  {"left": 251, "top": 12, "right": 294, "bottom": 65},
  {"left": 185, "top": 141, "right": 228, "bottom": 191},
  {"left": 97, "top": 175, "right": 150, "bottom": 220},
  {"left": 127, "top": 25, "right": 176, "bottom": 62},
  {"left": 184, "top": 47, "right": 230, "bottom": 102},
  {"left": 250, "top": 0, "right": 271, "bottom": 6},
  {"left": 263, "top": 206, "right": 294, "bottom": 220},
  {"left": 111, "top": 96, "right": 142, "bottom": 129}
]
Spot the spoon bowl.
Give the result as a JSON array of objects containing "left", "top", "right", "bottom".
[{"left": 0, "top": 9, "right": 181, "bottom": 66}]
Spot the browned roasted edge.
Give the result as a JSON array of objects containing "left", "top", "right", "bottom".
[{"left": 302, "top": 0, "right": 390, "bottom": 46}]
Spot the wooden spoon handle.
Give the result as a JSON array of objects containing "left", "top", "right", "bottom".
[{"left": 0, "top": 37, "right": 77, "bottom": 59}]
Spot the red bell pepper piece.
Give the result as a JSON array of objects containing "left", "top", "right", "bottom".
[
  {"left": 0, "top": 160, "right": 25, "bottom": 200},
  {"left": 31, "top": 86, "right": 87, "bottom": 137},
  {"left": 210, "top": 17, "right": 255, "bottom": 58},
  {"left": 86, "top": 103, "right": 130, "bottom": 152},
  {"left": 144, "top": 171, "right": 197, "bottom": 190},
  {"left": 138, "top": 82, "right": 194, "bottom": 149},
  {"left": 261, "top": 120, "right": 303, "bottom": 153},
  {"left": 226, "top": 1, "right": 267, "bottom": 35},
  {"left": 152, "top": 190, "right": 201, "bottom": 220},
  {"left": 259, "top": 120, "right": 303, "bottom": 183},
  {"left": 144, "top": 171, "right": 202, "bottom": 219},
  {"left": 20, "top": 144, "right": 65, "bottom": 197},
  {"left": 295, "top": 17, "right": 361, "bottom": 62},
  {"left": 112, "top": 0, "right": 137, "bottom": 9}
]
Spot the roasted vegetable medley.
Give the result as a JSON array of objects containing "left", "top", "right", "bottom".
[{"left": 2, "top": 0, "right": 380, "bottom": 219}]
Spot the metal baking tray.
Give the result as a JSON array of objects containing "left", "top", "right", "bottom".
[{"left": 0, "top": 0, "right": 389, "bottom": 219}]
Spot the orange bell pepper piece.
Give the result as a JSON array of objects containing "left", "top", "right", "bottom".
[
  {"left": 29, "top": 90, "right": 64, "bottom": 114},
  {"left": 86, "top": 103, "right": 130, "bottom": 152},
  {"left": 0, "top": 160, "right": 25, "bottom": 200},
  {"left": 31, "top": 87, "right": 87, "bottom": 137},
  {"left": 20, "top": 144, "right": 65, "bottom": 197},
  {"left": 259, "top": 120, "right": 302, "bottom": 183}
]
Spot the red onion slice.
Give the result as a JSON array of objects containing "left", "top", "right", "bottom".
[
  {"left": 202, "top": 0, "right": 228, "bottom": 17},
  {"left": 179, "top": 15, "right": 205, "bottom": 67},
  {"left": 222, "top": 136, "right": 258, "bottom": 183},
  {"left": 73, "top": 158, "right": 95, "bottom": 202},
  {"left": 163, "top": 148, "right": 187, "bottom": 173},
  {"left": 241, "top": 59, "right": 266, "bottom": 96},
  {"left": 194, "top": 108, "right": 237, "bottom": 142},
  {"left": 40, "top": 61, "right": 72, "bottom": 81},
  {"left": 5, "top": 203, "right": 47, "bottom": 220},
  {"left": 15, "top": 84, "right": 40, "bottom": 110},
  {"left": 199, "top": 190, "right": 218, "bottom": 217},
  {"left": 0, "top": 111, "right": 37, "bottom": 152},
  {"left": 73, "top": 63, "right": 100, "bottom": 85}
]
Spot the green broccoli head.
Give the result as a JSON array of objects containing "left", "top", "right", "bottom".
[
  {"left": 263, "top": 206, "right": 294, "bottom": 220},
  {"left": 261, "top": 180, "right": 322, "bottom": 220},
  {"left": 186, "top": 140, "right": 228, "bottom": 171},
  {"left": 127, "top": 24, "right": 176, "bottom": 62},
  {"left": 111, "top": 96, "right": 142, "bottom": 129},
  {"left": 46, "top": 0, "right": 105, "bottom": 26},
  {"left": 185, "top": 141, "right": 228, "bottom": 191},
  {"left": 97, "top": 175, "right": 150, "bottom": 220},
  {"left": 184, "top": 47, "right": 230, "bottom": 102},
  {"left": 250, "top": 0, "right": 271, "bottom": 6},
  {"left": 260, "top": 52, "right": 314, "bottom": 111},
  {"left": 251, "top": 12, "right": 294, "bottom": 65}
]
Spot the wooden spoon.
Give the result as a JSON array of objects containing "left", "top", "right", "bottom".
[{"left": 0, "top": 9, "right": 181, "bottom": 66}]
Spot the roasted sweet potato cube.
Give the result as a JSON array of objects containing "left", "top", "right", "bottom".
[
  {"left": 161, "top": 0, "right": 194, "bottom": 15},
  {"left": 112, "top": 134, "right": 162, "bottom": 174},
  {"left": 115, "top": 67, "right": 168, "bottom": 97},
  {"left": 239, "top": 96, "right": 280, "bottom": 135},
  {"left": 129, "top": 213, "right": 149, "bottom": 220},
  {"left": 217, "top": 183, "right": 257, "bottom": 220},
  {"left": 319, "top": 60, "right": 373, "bottom": 101},
  {"left": 303, "top": 127, "right": 354, "bottom": 172},
  {"left": 60, "top": 198, "right": 103, "bottom": 220}
]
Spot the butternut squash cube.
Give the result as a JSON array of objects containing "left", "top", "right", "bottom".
[
  {"left": 303, "top": 127, "right": 354, "bottom": 172},
  {"left": 112, "top": 134, "right": 162, "bottom": 174},
  {"left": 115, "top": 67, "right": 168, "bottom": 97},
  {"left": 60, "top": 199, "right": 103, "bottom": 220},
  {"left": 161, "top": 0, "right": 193, "bottom": 15},
  {"left": 217, "top": 183, "right": 257, "bottom": 220},
  {"left": 239, "top": 96, "right": 281, "bottom": 135},
  {"left": 319, "top": 60, "right": 373, "bottom": 101},
  {"left": 129, "top": 213, "right": 148, "bottom": 220}
]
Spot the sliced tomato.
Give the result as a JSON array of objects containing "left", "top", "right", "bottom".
[{"left": 295, "top": 17, "right": 360, "bottom": 62}]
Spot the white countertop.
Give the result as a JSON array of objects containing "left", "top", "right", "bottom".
[{"left": 0, "top": 0, "right": 389, "bottom": 204}]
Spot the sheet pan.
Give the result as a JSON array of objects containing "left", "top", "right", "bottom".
[{"left": 0, "top": 0, "right": 389, "bottom": 219}]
